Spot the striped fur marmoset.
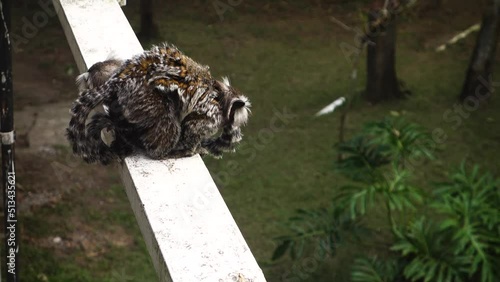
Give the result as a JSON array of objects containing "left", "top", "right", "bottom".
[{"left": 67, "top": 43, "right": 251, "bottom": 165}]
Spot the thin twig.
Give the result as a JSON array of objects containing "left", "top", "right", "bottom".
[
  {"left": 329, "top": 15, "right": 356, "bottom": 32},
  {"left": 436, "top": 23, "right": 481, "bottom": 52},
  {"left": 338, "top": 39, "right": 367, "bottom": 161}
]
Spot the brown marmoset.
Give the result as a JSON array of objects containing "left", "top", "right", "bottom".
[{"left": 67, "top": 43, "right": 250, "bottom": 165}]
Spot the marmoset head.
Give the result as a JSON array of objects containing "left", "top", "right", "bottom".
[
  {"left": 216, "top": 77, "right": 251, "bottom": 128},
  {"left": 76, "top": 59, "right": 123, "bottom": 92}
]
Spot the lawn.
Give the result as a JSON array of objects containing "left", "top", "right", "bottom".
[{"left": 14, "top": 0, "right": 500, "bottom": 281}]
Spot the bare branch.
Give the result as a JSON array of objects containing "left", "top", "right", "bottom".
[{"left": 436, "top": 24, "right": 481, "bottom": 52}]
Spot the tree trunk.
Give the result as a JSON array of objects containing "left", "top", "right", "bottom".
[
  {"left": 365, "top": 4, "right": 405, "bottom": 103},
  {"left": 139, "top": 0, "right": 158, "bottom": 40},
  {"left": 460, "top": 0, "right": 500, "bottom": 102}
]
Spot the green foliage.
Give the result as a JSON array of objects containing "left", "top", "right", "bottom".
[
  {"left": 273, "top": 116, "right": 500, "bottom": 282},
  {"left": 336, "top": 166, "right": 423, "bottom": 221},
  {"left": 362, "top": 117, "right": 435, "bottom": 168},
  {"left": 273, "top": 116, "right": 433, "bottom": 263},
  {"left": 336, "top": 117, "right": 435, "bottom": 182},
  {"left": 271, "top": 206, "right": 362, "bottom": 261},
  {"left": 433, "top": 164, "right": 500, "bottom": 282},
  {"left": 335, "top": 117, "right": 430, "bottom": 231},
  {"left": 351, "top": 257, "right": 405, "bottom": 282},
  {"left": 392, "top": 218, "right": 468, "bottom": 282},
  {"left": 391, "top": 164, "right": 500, "bottom": 282},
  {"left": 335, "top": 136, "right": 391, "bottom": 183}
]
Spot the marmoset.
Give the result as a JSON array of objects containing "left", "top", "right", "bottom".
[{"left": 67, "top": 43, "right": 251, "bottom": 165}]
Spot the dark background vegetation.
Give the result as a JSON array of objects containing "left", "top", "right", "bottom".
[{"left": 5, "top": 0, "right": 499, "bottom": 281}]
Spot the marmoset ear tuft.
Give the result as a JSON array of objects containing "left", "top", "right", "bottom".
[
  {"left": 76, "top": 72, "right": 90, "bottom": 93},
  {"left": 232, "top": 100, "right": 246, "bottom": 110},
  {"left": 222, "top": 76, "right": 231, "bottom": 87},
  {"left": 229, "top": 97, "right": 251, "bottom": 127}
]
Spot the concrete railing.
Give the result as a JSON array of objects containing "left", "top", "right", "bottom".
[{"left": 53, "top": 0, "right": 266, "bottom": 281}]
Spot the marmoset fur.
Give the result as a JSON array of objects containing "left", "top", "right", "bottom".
[{"left": 67, "top": 43, "right": 251, "bottom": 165}]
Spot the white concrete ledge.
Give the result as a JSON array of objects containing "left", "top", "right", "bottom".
[{"left": 53, "top": 0, "right": 266, "bottom": 281}]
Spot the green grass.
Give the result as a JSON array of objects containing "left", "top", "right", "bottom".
[
  {"left": 23, "top": 181, "right": 157, "bottom": 282},
  {"left": 16, "top": 1, "right": 500, "bottom": 281}
]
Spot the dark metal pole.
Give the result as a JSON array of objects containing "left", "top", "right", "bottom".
[{"left": 0, "top": 0, "right": 18, "bottom": 281}]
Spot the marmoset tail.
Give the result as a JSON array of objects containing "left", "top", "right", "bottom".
[{"left": 67, "top": 43, "right": 251, "bottom": 165}]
